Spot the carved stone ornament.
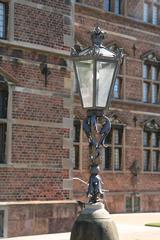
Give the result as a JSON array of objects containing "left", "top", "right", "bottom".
[
  {"left": 141, "top": 50, "right": 160, "bottom": 65},
  {"left": 106, "top": 42, "right": 121, "bottom": 53},
  {"left": 109, "top": 114, "right": 126, "bottom": 126},
  {"left": 143, "top": 119, "right": 160, "bottom": 132},
  {"left": 130, "top": 160, "right": 141, "bottom": 176}
]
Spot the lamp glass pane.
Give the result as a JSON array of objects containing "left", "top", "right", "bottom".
[
  {"left": 96, "top": 61, "right": 116, "bottom": 107},
  {"left": 76, "top": 60, "right": 93, "bottom": 108}
]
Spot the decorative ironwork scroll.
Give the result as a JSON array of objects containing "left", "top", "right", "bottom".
[{"left": 83, "top": 113, "right": 111, "bottom": 203}]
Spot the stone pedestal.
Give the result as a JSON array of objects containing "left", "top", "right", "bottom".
[{"left": 70, "top": 202, "right": 119, "bottom": 240}]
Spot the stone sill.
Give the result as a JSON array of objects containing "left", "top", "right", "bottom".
[
  {"left": 0, "top": 39, "right": 70, "bottom": 57},
  {"left": 0, "top": 200, "right": 77, "bottom": 206},
  {"left": 111, "top": 98, "right": 160, "bottom": 109}
]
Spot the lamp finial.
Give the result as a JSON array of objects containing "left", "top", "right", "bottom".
[{"left": 91, "top": 26, "right": 105, "bottom": 47}]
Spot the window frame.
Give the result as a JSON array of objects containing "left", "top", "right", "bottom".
[
  {"left": 0, "top": 76, "right": 9, "bottom": 164},
  {"left": 104, "top": 0, "right": 122, "bottom": 15},
  {"left": 0, "top": 76, "right": 10, "bottom": 164},
  {"left": 104, "top": 125, "right": 124, "bottom": 172},
  {"left": 109, "top": 47, "right": 123, "bottom": 100},
  {"left": 143, "top": 2, "right": 150, "bottom": 23},
  {"left": 0, "top": 207, "right": 7, "bottom": 238},
  {"left": 113, "top": 77, "right": 122, "bottom": 99},
  {"left": 104, "top": 0, "right": 111, "bottom": 12},
  {"left": 126, "top": 194, "right": 141, "bottom": 213},
  {"left": 142, "top": 63, "right": 160, "bottom": 104},
  {"left": 143, "top": 1, "right": 160, "bottom": 26},
  {"left": 114, "top": 0, "right": 121, "bottom": 15},
  {"left": 143, "top": 130, "right": 160, "bottom": 173},
  {"left": 0, "top": 210, "right": 4, "bottom": 237},
  {"left": 152, "top": 4, "right": 159, "bottom": 25},
  {"left": 0, "top": 1, "right": 8, "bottom": 40},
  {"left": 73, "top": 119, "right": 84, "bottom": 170}
]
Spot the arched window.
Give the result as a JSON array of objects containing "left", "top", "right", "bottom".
[{"left": 0, "top": 76, "right": 8, "bottom": 163}]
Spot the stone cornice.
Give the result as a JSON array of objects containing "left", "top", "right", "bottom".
[{"left": 0, "top": 39, "right": 70, "bottom": 57}]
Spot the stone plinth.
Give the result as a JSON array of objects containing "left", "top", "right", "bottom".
[{"left": 0, "top": 200, "right": 77, "bottom": 238}]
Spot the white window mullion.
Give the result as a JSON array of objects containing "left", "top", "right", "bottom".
[
  {"left": 143, "top": 82, "right": 149, "bottom": 102},
  {"left": 143, "top": 64, "right": 148, "bottom": 79},
  {"left": 151, "top": 66, "right": 157, "bottom": 81},
  {"left": 144, "top": 3, "right": 149, "bottom": 23},
  {"left": 115, "top": 0, "right": 120, "bottom": 15},
  {"left": 113, "top": 78, "right": 120, "bottom": 98},
  {"left": 0, "top": 3, "right": 5, "bottom": 38},
  {"left": 152, "top": 84, "right": 158, "bottom": 104},
  {"left": 152, "top": 5, "right": 158, "bottom": 25},
  {"left": 104, "top": 0, "right": 110, "bottom": 11}
]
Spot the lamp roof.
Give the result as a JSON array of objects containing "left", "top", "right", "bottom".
[
  {"left": 78, "top": 45, "right": 116, "bottom": 58},
  {"left": 71, "top": 26, "right": 123, "bottom": 62}
]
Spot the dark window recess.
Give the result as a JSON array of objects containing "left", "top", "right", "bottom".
[
  {"left": 0, "top": 89, "right": 8, "bottom": 118},
  {"left": 0, "top": 210, "right": 4, "bottom": 237},
  {"left": 126, "top": 196, "right": 132, "bottom": 213},
  {"left": 105, "top": 131, "right": 112, "bottom": 144},
  {"left": 134, "top": 196, "right": 140, "bottom": 212},
  {"left": 0, "top": 123, "right": 6, "bottom": 163},
  {"left": 74, "top": 145, "right": 80, "bottom": 170},
  {"left": 143, "top": 150, "right": 150, "bottom": 171},
  {"left": 0, "top": 76, "right": 8, "bottom": 118},
  {"left": 105, "top": 147, "right": 112, "bottom": 170},
  {"left": 74, "top": 119, "right": 81, "bottom": 142},
  {"left": 73, "top": 119, "right": 81, "bottom": 170}
]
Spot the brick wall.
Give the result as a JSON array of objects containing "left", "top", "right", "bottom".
[
  {"left": 13, "top": 0, "right": 72, "bottom": 51},
  {"left": 0, "top": 0, "right": 73, "bottom": 205},
  {"left": 0, "top": 168, "right": 69, "bottom": 201}
]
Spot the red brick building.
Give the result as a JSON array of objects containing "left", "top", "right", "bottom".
[
  {"left": 0, "top": 0, "right": 159, "bottom": 238},
  {"left": 73, "top": 0, "right": 160, "bottom": 214}
]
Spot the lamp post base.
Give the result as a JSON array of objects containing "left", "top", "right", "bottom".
[{"left": 70, "top": 202, "right": 119, "bottom": 240}]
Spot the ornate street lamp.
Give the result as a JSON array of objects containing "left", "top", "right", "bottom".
[
  {"left": 71, "top": 27, "right": 123, "bottom": 240},
  {"left": 72, "top": 27, "right": 122, "bottom": 113}
]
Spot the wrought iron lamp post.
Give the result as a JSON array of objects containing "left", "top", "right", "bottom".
[{"left": 71, "top": 27, "right": 123, "bottom": 240}]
